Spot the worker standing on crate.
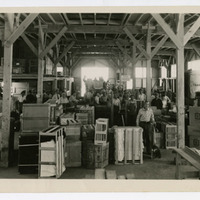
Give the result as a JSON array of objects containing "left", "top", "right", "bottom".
[{"left": 136, "top": 101, "right": 155, "bottom": 156}]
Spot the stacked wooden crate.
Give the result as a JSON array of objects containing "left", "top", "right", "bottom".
[
  {"left": 22, "top": 104, "right": 50, "bottom": 131},
  {"left": 18, "top": 132, "right": 39, "bottom": 174},
  {"left": 188, "top": 107, "right": 200, "bottom": 149},
  {"left": 161, "top": 122, "right": 177, "bottom": 149},
  {"left": 38, "top": 126, "right": 66, "bottom": 178},
  {"left": 114, "top": 126, "right": 143, "bottom": 164},
  {"left": 45, "top": 99, "right": 63, "bottom": 125},
  {"left": 60, "top": 112, "right": 82, "bottom": 167},
  {"left": 81, "top": 118, "right": 109, "bottom": 169},
  {"left": 76, "top": 106, "right": 95, "bottom": 124}
]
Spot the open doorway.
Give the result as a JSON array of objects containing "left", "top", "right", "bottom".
[{"left": 81, "top": 66, "right": 109, "bottom": 96}]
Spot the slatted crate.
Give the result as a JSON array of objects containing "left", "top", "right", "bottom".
[
  {"left": 94, "top": 118, "right": 109, "bottom": 145},
  {"left": 189, "top": 106, "right": 200, "bottom": 127},
  {"left": 76, "top": 106, "right": 95, "bottom": 124},
  {"left": 18, "top": 132, "right": 39, "bottom": 174},
  {"left": 189, "top": 135, "right": 200, "bottom": 149},
  {"left": 60, "top": 113, "right": 75, "bottom": 125},
  {"left": 81, "top": 124, "right": 95, "bottom": 141},
  {"left": 82, "top": 141, "right": 109, "bottom": 169},
  {"left": 161, "top": 122, "right": 177, "bottom": 149},
  {"left": 22, "top": 104, "right": 50, "bottom": 131},
  {"left": 114, "top": 126, "right": 143, "bottom": 165},
  {"left": 38, "top": 126, "right": 65, "bottom": 178},
  {"left": 64, "top": 121, "right": 81, "bottom": 141},
  {"left": 76, "top": 113, "right": 88, "bottom": 125},
  {"left": 64, "top": 140, "right": 82, "bottom": 167}
]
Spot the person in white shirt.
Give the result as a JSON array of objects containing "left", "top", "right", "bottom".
[
  {"left": 52, "top": 88, "right": 60, "bottom": 102},
  {"left": 136, "top": 101, "right": 155, "bottom": 156},
  {"left": 138, "top": 88, "right": 146, "bottom": 101}
]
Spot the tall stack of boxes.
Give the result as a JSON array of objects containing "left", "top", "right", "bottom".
[
  {"left": 82, "top": 118, "right": 109, "bottom": 169},
  {"left": 19, "top": 104, "right": 51, "bottom": 174},
  {"left": 60, "top": 113, "right": 82, "bottom": 168},
  {"left": 188, "top": 106, "right": 200, "bottom": 149}
]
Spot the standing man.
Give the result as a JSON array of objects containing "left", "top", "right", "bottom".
[{"left": 136, "top": 101, "right": 155, "bottom": 156}]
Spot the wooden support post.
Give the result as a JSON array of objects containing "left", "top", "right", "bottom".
[
  {"left": 176, "top": 14, "right": 185, "bottom": 148},
  {"left": 37, "top": 26, "right": 45, "bottom": 103},
  {"left": 0, "top": 14, "right": 14, "bottom": 167},
  {"left": 146, "top": 28, "right": 152, "bottom": 102},
  {"left": 132, "top": 45, "right": 136, "bottom": 90}
]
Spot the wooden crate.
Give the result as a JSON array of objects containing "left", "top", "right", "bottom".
[
  {"left": 82, "top": 141, "right": 109, "bottom": 169},
  {"left": 76, "top": 113, "right": 88, "bottom": 125},
  {"left": 22, "top": 117, "right": 49, "bottom": 132},
  {"left": 189, "top": 106, "right": 200, "bottom": 127},
  {"left": 94, "top": 118, "right": 109, "bottom": 145},
  {"left": 114, "top": 126, "right": 143, "bottom": 165},
  {"left": 81, "top": 124, "right": 95, "bottom": 141},
  {"left": 166, "top": 140, "right": 177, "bottom": 149},
  {"left": 64, "top": 140, "right": 82, "bottom": 167},
  {"left": 38, "top": 126, "right": 65, "bottom": 178},
  {"left": 65, "top": 124, "right": 81, "bottom": 141},
  {"left": 189, "top": 135, "right": 200, "bottom": 149},
  {"left": 60, "top": 113, "right": 75, "bottom": 125},
  {"left": 23, "top": 104, "right": 50, "bottom": 118},
  {"left": 188, "top": 126, "right": 200, "bottom": 136},
  {"left": 77, "top": 106, "right": 95, "bottom": 124}
]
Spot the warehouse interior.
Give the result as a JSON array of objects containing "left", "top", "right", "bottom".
[{"left": 0, "top": 13, "right": 200, "bottom": 180}]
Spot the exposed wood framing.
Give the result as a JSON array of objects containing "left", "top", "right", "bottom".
[
  {"left": 37, "top": 23, "right": 45, "bottom": 103},
  {"left": 184, "top": 16, "right": 200, "bottom": 46},
  {"left": 0, "top": 14, "right": 14, "bottom": 167},
  {"left": 132, "top": 45, "right": 136, "bottom": 90},
  {"left": 21, "top": 33, "right": 38, "bottom": 56},
  {"left": 123, "top": 27, "right": 150, "bottom": 59},
  {"left": 146, "top": 27, "right": 152, "bottom": 101},
  {"left": 176, "top": 14, "right": 185, "bottom": 148},
  {"left": 192, "top": 43, "right": 200, "bottom": 57},
  {"left": 55, "top": 41, "right": 75, "bottom": 65},
  {"left": 151, "top": 14, "right": 182, "bottom": 48},
  {"left": 4, "top": 14, "right": 38, "bottom": 47},
  {"left": 39, "top": 26, "right": 67, "bottom": 59},
  {"left": 151, "top": 35, "right": 169, "bottom": 58}
]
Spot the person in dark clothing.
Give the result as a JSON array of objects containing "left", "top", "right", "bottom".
[
  {"left": 151, "top": 93, "right": 163, "bottom": 110},
  {"left": 136, "top": 101, "right": 155, "bottom": 156},
  {"left": 26, "top": 90, "right": 36, "bottom": 103},
  {"left": 127, "top": 95, "right": 137, "bottom": 126}
]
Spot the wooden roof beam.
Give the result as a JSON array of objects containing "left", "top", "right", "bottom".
[
  {"left": 151, "top": 35, "right": 169, "bottom": 58},
  {"left": 4, "top": 13, "right": 38, "bottom": 47},
  {"left": 116, "top": 41, "right": 132, "bottom": 62},
  {"left": 124, "top": 27, "right": 150, "bottom": 59},
  {"left": 39, "top": 26, "right": 67, "bottom": 59},
  {"left": 184, "top": 16, "right": 200, "bottom": 46},
  {"left": 21, "top": 33, "right": 38, "bottom": 56},
  {"left": 152, "top": 14, "right": 182, "bottom": 49},
  {"left": 133, "top": 14, "right": 144, "bottom": 25},
  {"left": 55, "top": 41, "right": 75, "bottom": 65},
  {"left": 47, "top": 14, "right": 56, "bottom": 24}
]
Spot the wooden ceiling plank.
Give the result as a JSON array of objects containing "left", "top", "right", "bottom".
[
  {"left": 4, "top": 13, "right": 38, "bottom": 47},
  {"left": 116, "top": 41, "right": 132, "bottom": 62},
  {"left": 123, "top": 26, "right": 149, "bottom": 59},
  {"left": 184, "top": 16, "right": 200, "bottom": 46},
  {"left": 151, "top": 35, "right": 169, "bottom": 58},
  {"left": 39, "top": 26, "right": 67, "bottom": 59},
  {"left": 133, "top": 14, "right": 144, "bottom": 25},
  {"left": 152, "top": 13, "right": 181, "bottom": 49},
  {"left": 47, "top": 13, "right": 56, "bottom": 24},
  {"left": 55, "top": 41, "right": 75, "bottom": 65},
  {"left": 21, "top": 33, "right": 38, "bottom": 56},
  {"left": 191, "top": 43, "right": 200, "bottom": 57}
]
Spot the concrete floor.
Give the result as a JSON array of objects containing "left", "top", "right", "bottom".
[{"left": 1, "top": 149, "right": 198, "bottom": 179}]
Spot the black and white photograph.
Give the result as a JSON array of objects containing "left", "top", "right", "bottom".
[{"left": 1, "top": 3, "right": 200, "bottom": 194}]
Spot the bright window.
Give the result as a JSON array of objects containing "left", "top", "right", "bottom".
[
  {"left": 81, "top": 67, "right": 109, "bottom": 96},
  {"left": 135, "top": 67, "right": 146, "bottom": 78},
  {"left": 188, "top": 60, "right": 200, "bottom": 71},
  {"left": 126, "top": 79, "right": 133, "bottom": 89},
  {"left": 160, "top": 66, "right": 167, "bottom": 78},
  {"left": 171, "top": 64, "right": 176, "bottom": 78}
]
